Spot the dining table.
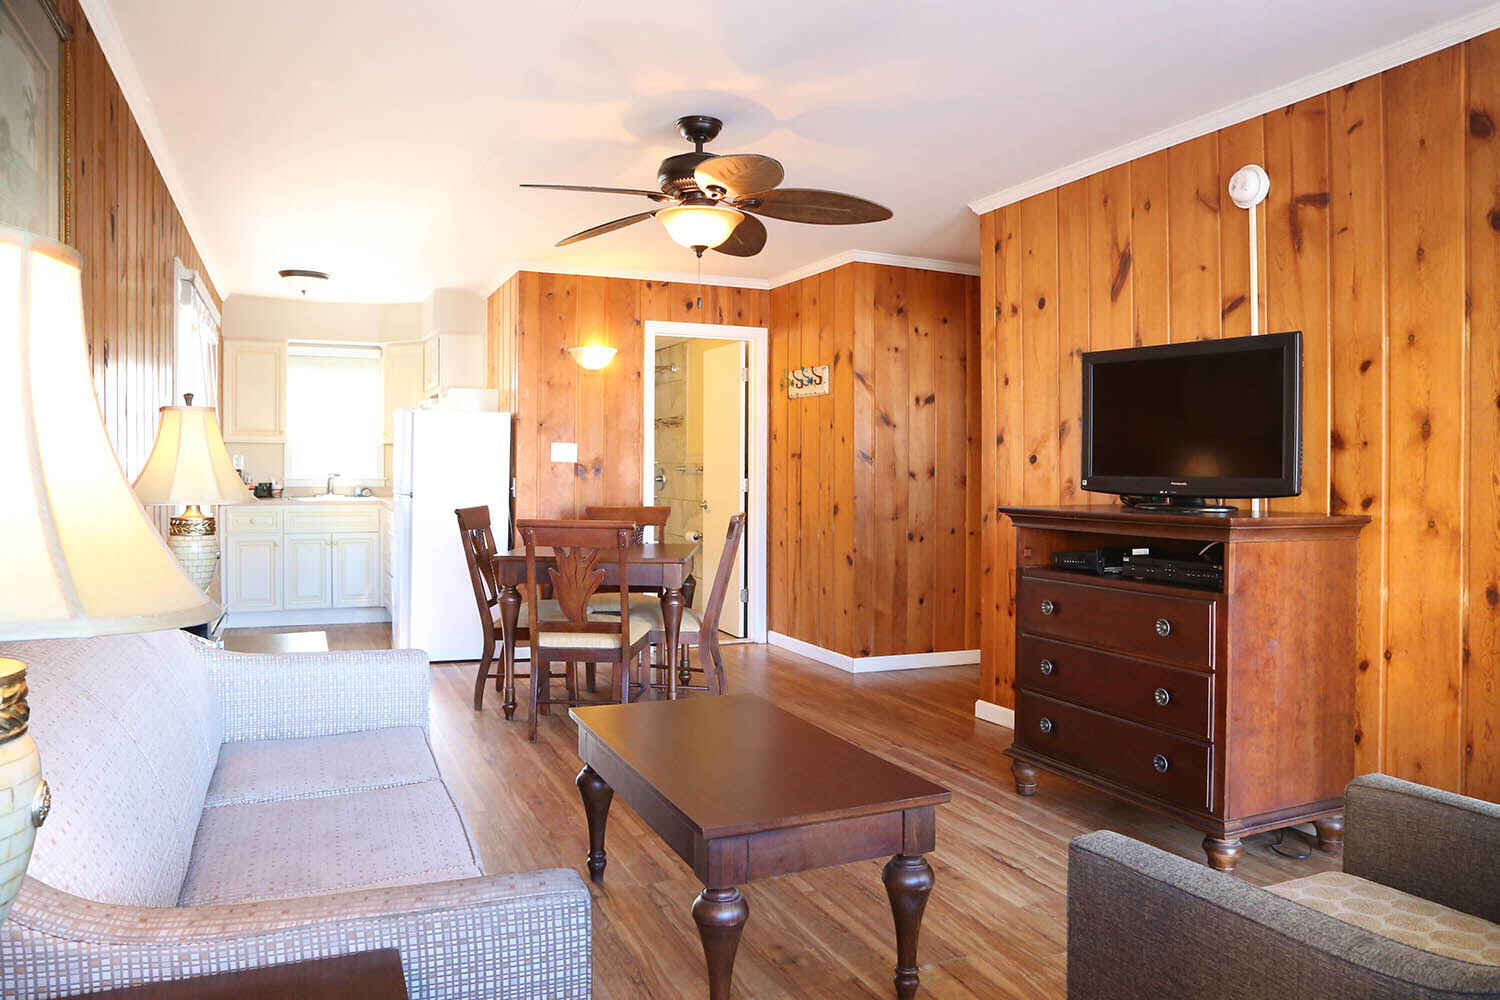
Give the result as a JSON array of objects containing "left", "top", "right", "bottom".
[{"left": 490, "top": 541, "right": 700, "bottom": 717}]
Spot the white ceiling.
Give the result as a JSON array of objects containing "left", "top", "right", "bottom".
[{"left": 97, "top": 0, "right": 1499, "bottom": 303}]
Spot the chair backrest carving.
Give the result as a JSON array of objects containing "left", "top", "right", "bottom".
[
  {"left": 455, "top": 506, "right": 501, "bottom": 641},
  {"left": 516, "top": 519, "right": 638, "bottom": 660}
]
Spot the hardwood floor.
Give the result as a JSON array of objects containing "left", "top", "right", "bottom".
[{"left": 224, "top": 624, "right": 1340, "bottom": 998}]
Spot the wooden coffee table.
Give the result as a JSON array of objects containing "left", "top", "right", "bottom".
[{"left": 571, "top": 694, "right": 951, "bottom": 999}]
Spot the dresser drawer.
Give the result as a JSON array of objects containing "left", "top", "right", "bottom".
[
  {"left": 1015, "top": 691, "right": 1214, "bottom": 813},
  {"left": 1017, "top": 635, "right": 1213, "bottom": 740},
  {"left": 1017, "top": 573, "right": 1217, "bottom": 669},
  {"left": 225, "top": 506, "right": 282, "bottom": 535}
]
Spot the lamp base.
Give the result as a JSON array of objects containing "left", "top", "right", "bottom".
[
  {"left": 168, "top": 507, "right": 218, "bottom": 592},
  {"left": 0, "top": 659, "right": 48, "bottom": 924}
]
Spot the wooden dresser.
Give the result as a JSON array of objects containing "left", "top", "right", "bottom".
[{"left": 998, "top": 505, "right": 1368, "bottom": 873}]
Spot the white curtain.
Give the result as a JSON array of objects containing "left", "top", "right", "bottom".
[{"left": 173, "top": 259, "right": 220, "bottom": 407}]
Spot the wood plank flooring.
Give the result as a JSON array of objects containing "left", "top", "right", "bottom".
[{"left": 226, "top": 626, "right": 1339, "bottom": 998}]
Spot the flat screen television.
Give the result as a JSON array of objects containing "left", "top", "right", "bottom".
[{"left": 1080, "top": 331, "right": 1302, "bottom": 512}]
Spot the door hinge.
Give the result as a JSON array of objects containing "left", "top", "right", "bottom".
[
  {"left": 739, "top": 587, "right": 749, "bottom": 603},
  {"left": 741, "top": 367, "right": 750, "bottom": 383}
]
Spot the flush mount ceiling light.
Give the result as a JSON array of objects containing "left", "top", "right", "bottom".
[
  {"left": 278, "top": 268, "right": 329, "bottom": 296},
  {"left": 568, "top": 344, "right": 618, "bottom": 370},
  {"left": 521, "top": 114, "right": 892, "bottom": 260}
]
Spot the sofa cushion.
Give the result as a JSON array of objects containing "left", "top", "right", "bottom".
[
  {"left": 1, "top": 631, "right": 222, "bottom": 907},
  {"left": 178, "top": 779, "right": 483, "bottom": 907},
  {"left": 1268, "top": 872, "right": 1500, "bottom": 965},
  {"left": 204, "top": 726, "right": 439, "bottom": 808}
]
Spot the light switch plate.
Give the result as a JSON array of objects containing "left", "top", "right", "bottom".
[{"left": 550, "top": 441, "right": 578, "bottom": 463}]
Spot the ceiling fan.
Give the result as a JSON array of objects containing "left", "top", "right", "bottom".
[{"left": 522, "top": 115, "right": 893, "bottom": 259}]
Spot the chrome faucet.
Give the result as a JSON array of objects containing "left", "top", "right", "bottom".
[{"left": 325, "top": 473, "right": 339, "bottom": 497}]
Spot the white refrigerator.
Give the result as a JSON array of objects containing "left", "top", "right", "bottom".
[{"left": 392, "top": 408, "right": 512, "bottom": 661}]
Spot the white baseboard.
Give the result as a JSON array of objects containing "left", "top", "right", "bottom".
[
  {"left": 767, "top": 632, "right": 980, "bottom": 674},
  {"left": 222, "top": 608, "right": 393, "bottom": 629},
  {"left": 974, "top": 699, "right": 1015, "bottom": 729}
]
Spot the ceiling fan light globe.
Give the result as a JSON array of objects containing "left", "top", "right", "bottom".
[{"left": 657, "top": 204, "right": 743, "bottom": 251}]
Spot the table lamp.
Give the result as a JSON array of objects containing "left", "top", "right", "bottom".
[
  {"left": 0, "top": 226, "right": 218, "bottom": 922},
  {"left": 133, "top": 396, "right": 254, "bottom": 591}
]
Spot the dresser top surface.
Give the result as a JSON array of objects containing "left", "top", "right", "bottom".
[{"left": 999, "top": 504, "right": 1369, "bottom": 538}]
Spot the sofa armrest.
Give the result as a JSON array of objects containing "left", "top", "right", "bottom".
[
  {"left": 1067, "top": 831, "right": 1500, "bottom": 1000},
  {"left": 1344, "top": 773, "right": 1500, "bottom": 923},
  {"left": 3, "top": 870, "right": 591, "bottom": 999},
  {"left": 199, "top": 646, "right": 430, "bottom": 742}
]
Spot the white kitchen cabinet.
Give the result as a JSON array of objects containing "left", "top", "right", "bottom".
[
  {"left": 224, "top": 536, "right": 280, "bottom": 611},
  {"left": 282, "top": 533, "right": 333, "bottom": 609},
  {"left": 380, "top": 504, "right": 394, "bottom": 613},
  {"left": 421, "top": 336, "right": 440, "bottom": 395},
  {"left": 383, "top": 342, "right": 423, "bottom": 443},
  {"left": 333, "top": 531, "right": 380, "bottom": 607},
  {"left": 222, "top": 340, "right": 286, "bottom": 441}
]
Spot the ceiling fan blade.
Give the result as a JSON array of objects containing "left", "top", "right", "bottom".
[
  {"left": 556, "top": 210, "right": 658, "bottom": 247},
  {"left": 736, "top": 188, "right": 892, "bottom": 225},
  {"left": 522, "top": 183, "right": 670, "bottom": 203},
  {"left": 711, "top": 213, "right": 767, "bottom": 258},
  {"left": 694, "top": 154, "right": 784, "bottom": 200}
]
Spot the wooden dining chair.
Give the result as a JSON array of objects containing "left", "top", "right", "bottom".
[
  {"left": 456, "top": 505, "right": 563, "bottom": 715},
  {"left": 517, "top": 519, "right": 655, "bottom": 742},
  {"left": 581, "top": 504, "right": 684, "bottom": 692},
  {"left": 636, "top": 513, "right": 746, "bottom": 698}
]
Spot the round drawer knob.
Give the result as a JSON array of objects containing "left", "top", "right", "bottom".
[
  {"left": 1153, "top": 754, "right": 1170, "bottom": 773},
  {"left": 1154, "top": 617, "right": 1172, "bottom": 637},
  {"left": 1153, "top": 687, "right": 1171, "bottom": 707},
  {"left": 1039, "top": 658, "right": 1055, "bottom": 676},
  {"left": 1038, "top": 717, "right": 1054, "bottom": 734},
  {"left": 1040, "top": 599, "right": 1056, "bottom": 616}
]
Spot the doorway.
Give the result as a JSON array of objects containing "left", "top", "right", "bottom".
[{"left": 643, "top": 320, "right": 768, "bottom": 643}]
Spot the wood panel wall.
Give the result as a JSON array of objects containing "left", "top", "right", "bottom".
[
  {"left": 487, "top": 272, "right": 767, "bottom": 520},
  {"left": 767, "top": 263, "right": 981, "bottom": 658},
  {"left": 59, "top": 0, "right": 221, "bottom": 486},
  {"left": 977, "top": 28, "right": 1500, "bottom": 800}
]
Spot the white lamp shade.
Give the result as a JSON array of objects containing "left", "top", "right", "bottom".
[
  {"left": 0, "top": 226, "right": 219, "bottom": 639},
  {"left": 133, "top": 405, "right": 254, "bottom": 507},
  {"left": 657, "top": 204, "right": 744, "bottom": 250},
  {"left": 567, "top": 345, "right": 617, "bottom": 370}
]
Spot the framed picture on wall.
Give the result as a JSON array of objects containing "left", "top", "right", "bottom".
[{"left": 0, "top": 0, "right": 69, "bottom": 240}]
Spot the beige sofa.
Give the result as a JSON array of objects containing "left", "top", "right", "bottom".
[{"left": 0, "top": 630, "right": 591, "bottom": 998}]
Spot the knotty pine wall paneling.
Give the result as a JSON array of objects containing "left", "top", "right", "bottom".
[
  {"left": 487, "top": 271, "right": 767, "bottom": 522},
  {"left": 59, "top": 0, "right": 220, "bottom": 498},
  {"left": 767, "top": 263, "right": 980, "bottom": 659},
  {"left": 976, "top": 28, "right": 1500, "bottom": 801}
]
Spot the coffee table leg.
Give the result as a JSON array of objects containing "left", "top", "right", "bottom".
[
  {"left": 883, "top": 854, "right": 933, "bottom": 1000},
  {"left": 576, "top": 765, "right": 612, "bottom": 884},
  {"left": 692, "top": 887, "right": 748, "bottom": 1000},
  {"left": 499, "top": 584, "right": 521, "bottom": 721}
]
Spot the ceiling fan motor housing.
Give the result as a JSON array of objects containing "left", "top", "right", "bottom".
[{"left": 657, "top": 151, "right": 715, "bottom": 198}]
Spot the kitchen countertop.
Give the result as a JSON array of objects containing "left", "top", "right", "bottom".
[{"left": 228, "top": 496, "right": 393, "bottom": 507}]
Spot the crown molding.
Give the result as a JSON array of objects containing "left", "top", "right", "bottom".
[
  {"left": 485, "top": 261, "right": 772, "bottom": 297},
  {"left": 767, "top": 250, "right": 979, "bottom": 288},
  {"left": 77, "top": 0, "right": 223, "bottom": 291},
  {"left": 966, "top": 1, "right": 1500, "bottom": 215}
]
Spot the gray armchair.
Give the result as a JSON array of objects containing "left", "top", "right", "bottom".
[{"left": 1068, "top": 774, "right": 1500, "bottom": 999}]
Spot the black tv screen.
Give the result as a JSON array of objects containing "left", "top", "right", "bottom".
[{"left": 1080, "top": 332, "right": 1302, "bottom": 502}]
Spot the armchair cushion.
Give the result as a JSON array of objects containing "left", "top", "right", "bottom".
[
  {"left": 1268, "top": 872, "right": 1500, "bottom": 966},
  {"left": 204, "top": 726, "right": 439, "bottom": 808},
  {"left": 180, "top": 780, "right": 482, "bottom": 907}
]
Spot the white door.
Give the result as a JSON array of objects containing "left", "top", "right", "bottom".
[
  {"left": 333, "top": 532, "right": 380, "bottom": 607},
  {"left": 222, "top": 340, "right": 285, "bottom": 440},
  {"left": 225, "top": 536, "right": 280, "bottom": 611},
  {"left": 282, "top": 533, "right": 333, "bottom": 609},
  {"left": 699, "top": 342, "right": 747, "bottom": 636}
]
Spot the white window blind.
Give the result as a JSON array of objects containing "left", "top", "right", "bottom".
[
  {"left": 173, "top": 259, "right": 220, "bottom": 406},
  {"left": 284, "top": 343, "right": 384, "bottom": 483}
]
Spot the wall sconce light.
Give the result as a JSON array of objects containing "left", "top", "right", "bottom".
[{"left": 568, "top": 344, "right": 617, "bottom": 370}]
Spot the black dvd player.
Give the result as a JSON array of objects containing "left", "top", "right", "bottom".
[
  {"left": 1051, "top": 547, "right": 1142, "bottom": 576},
  {"left": 1125, "top": 556, "right": 1223, "bottom": 590}
]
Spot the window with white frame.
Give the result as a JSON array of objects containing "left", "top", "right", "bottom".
[
  {"left": 173, "top": 259, "right": 220, "bottom": 406},
  {"left": 283, "top": 343, "right": 384, "bottom": 484}
]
